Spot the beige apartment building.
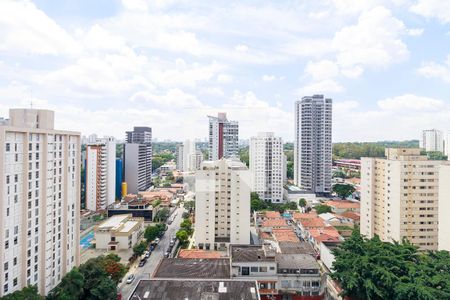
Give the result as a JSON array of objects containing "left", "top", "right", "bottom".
[
  {"left": 361, "top": 148, "right": 449, "bottom": 251},
  {"left": 94, "top": 214, "right": 144, "bottom": 251},
  {"left": 0, "top": 109, "right": 80, "bottom": 296},
  {"left": 194, "top": 159, "right": 251, "bottom": 250}
]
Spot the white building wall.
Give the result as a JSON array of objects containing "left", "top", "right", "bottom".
[{"left": 438, "top": 165, "right": 450, "bottom": 251}]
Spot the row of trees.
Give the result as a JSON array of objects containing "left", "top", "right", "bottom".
[
  {"left": 133, "top": 223, "right": 167, "bottom": 256},
  {"left": 332, "top": 231, "right": 450, "bottom": 300},
  {"left": 333, "top": 140, "right": 419, "bottom": 159},
  {"left": 1, "top": 254, "right": 128, "bottom": 300},
  {"left": 250, "top": 192, "right": 298, "bottom": 212},
  {"left": 176, "top": 217, "right": 193, "bottom": 246}
]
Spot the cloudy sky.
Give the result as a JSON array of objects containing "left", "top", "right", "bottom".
[{"left": 1, "top": 0, "right": 450, "bottom": 142}]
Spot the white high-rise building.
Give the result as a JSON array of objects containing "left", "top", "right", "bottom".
[
  {"left": 249, "top": 132, "right": 284, "bottom": 203},
  {"left": 294, "top": 95, "right": 332, "bottom": 194},
  {"left": 208, "top": 113, "right": 239, "bottom": 160},
  {"left": 176, "top": 143, "right": 184, "bottom": 171},
  {"left": 421, "top": 129, "right": 443, "bottom": 152},
  {"left": 183, "top": 139, "right": 195, "bottom": 172},
  {"left": 194, "top": 159, "right": 251, "bottom": 250},
  {"left": 124, "top": 127, "right": 152, "bottom": 194},
  {"left": 361, "top": 148, "right": 449, "bottom": 251},
  {"left": 86, "top": 137, "right": 116, "bottom": 211},
  {"left": 0, "top": 109, "right": 80, "bottom": 296}
]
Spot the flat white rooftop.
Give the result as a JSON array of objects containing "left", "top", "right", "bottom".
[
  {"left": 120, "top": 221, "right": 138, "bottom": 233},
  {"left": 99, "top": 214, "right": 129, "bottom": 230}
]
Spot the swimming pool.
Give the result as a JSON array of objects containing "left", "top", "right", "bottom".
[{"left": 80, "top": 230, "right": 94, "bottom": 250}]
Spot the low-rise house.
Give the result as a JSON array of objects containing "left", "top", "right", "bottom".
[
  {"left": 307, "top": 227, "right": 342, "bottom": 251},
  {"left": 319, "top": 212, "right": 354, "bottom": 228},
  {"left": 231, "top": 245, "right": 279, "bottom": 297},
  {"left": 276, "top": 253, "right": 323, "bottom": 297},
  {"left": 272, "top": 228, "right": 299, "bottom": 243},
  {"left": 260, "top": 219, "right": 290, "bottom": 232},
  {"left": 340, "top": 211, "right": 360, "bottom": 225},
  {"left": 94, "top": 214, "right": 144, "bottom": 251},
  {"left": 324, "top": 200, "right": 360, "bottom": 214}
]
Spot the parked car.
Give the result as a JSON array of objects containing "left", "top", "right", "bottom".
[
  {"left": 138, "top": 259, "right": 147, "bottom": 267},
  {"left": 126, "top": 274, "right": 135, "bottom": 284},
  {"left": 169, "top": 240, "right": 175, "bottom": 247},
  {"left": 154, "top": 238, "right": 160, "bottom": 245},
  {"left": 164, "top": 251, "right": 171, "bottom": 258},
  {"left": 144, "top": 251, "right": 150, "bottom": 258},
  {"left": 149, "top": 245, "right": 155, "bottom": 251}
]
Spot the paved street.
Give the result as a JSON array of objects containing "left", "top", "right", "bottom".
[{"left": 118, "top": 206, "right": 186, "bottom": 299}]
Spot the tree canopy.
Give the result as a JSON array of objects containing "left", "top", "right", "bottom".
[
  {"left": 0, "top": 286, "right": 43, "bottom": 300},
  {"left": 313, "top": 204, "right": 332, "bottom": 214},
  {"left": 332, "top": 231, "right": 450, "bottom": 300},
  {"left": 298, "top": 198, "right": 307, "bottom": 208},
  {"left": 332, "top": 184, "right": 356, "bottom": 199}
]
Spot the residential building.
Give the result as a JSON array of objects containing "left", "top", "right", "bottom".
[
  {"left": 324, "top": 200, "right": 360, "bottom": 214},
  {"left": 438, "top": 165, "right": 450, "bottom": 251},
  {"left": 94, "top": 214, "right": 144, "bottom": 251},
  {"left": 85, "top": 137, "right": 116, "bottom": 211},
  {"left": 250, "top": 132, "right": 284, "bottom": 203},
  {"left": 175, "top": 143, "right": 183, "bottom": 171},
  {"left": 175, "top": 140, "right": 203, "bottom": 172},
  {"left": 107, "top": 198, "right": 154, "bottom": 222},
  {"left": 124, "top": 127, "right": 152, "bottom": 194},
  {"left": 361, "top": 148, "right": 449, "bottom": 250},
  {"left": 208, "top": 113, "right": 239, "bottom": 160},
  {"left": 294, "top": 95, "right": 332, "bottom": 194},
  {"left": 0, "top": 109, "right": 80, "bottom": 296},
  {"left": 194, "top": 159, "right": 251, "bottom": 250},
  {"left": 421, "top": 129, "right": 443, "bottom": 152}
]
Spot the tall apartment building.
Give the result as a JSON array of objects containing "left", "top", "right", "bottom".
[
  {"left": 361, "top": 148, "right": 449, "bottom": 251},
  {"left": 176, "top": 143, "right": 184, "bottom": 171},
  {"left": 438, "top": 165, "right": 450, "bottom": 251},
  {"left": 0, "top": 109, "right": 80, "bottom": 296},
  {"left": 124, "top": 127, "right": 152, "bottom": 194},
  {"left": 194, "top": 159, "right": 251, "bottom": 250},
  {"left": 249, "top": 132, "right": 284, "bottom": 203},
  {"left": 294, "top": 95, "right": 332, "bottom": 194},
  {"left": 85, "top": 137, "right": 116, "bottom": 211},
  {"left": 208, "top": 113, "right": 239, "bottom": 160},
  {"left": 176, "top": 140, "right": 204, "bottom": 172},
  {"left": 420, "top": 129, "right": 443, "bottom": 152}
]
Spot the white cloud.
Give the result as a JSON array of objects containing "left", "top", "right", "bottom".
[
  {"left": 410, "top": 0, "right": 450, "bottom": 24},
  {"left": 235, "top": 44, "right": 249, "bottom": 52},
  {"left": 217, "top": 74, "right": 233, "bottom": 84},
  {"left": 281, "top": 38, "right": 334, "bottom": 58},
  {"left": 129, "top": 88, "right": 203, "bottom": 108},
  {"left": 304, "top": 60, "right": 340, "bottom": 81},
  {"left": 417, "top": 55, "right": 450, "bottom": 83},
  {"left": 297, "top": 79, "right": 344, "bottom": 95},
  {"left": 377, "top": 94, "right": 445, "bottom": 111},
  {"left": 407, "top": 28, "right": 424, "bottom": 36},
  {"left": 332, "top": 6, "right": 409, "bottom": 75},
  {"left": 0, "top": 0, "right": 81, "bottom": 56},
  {"left": 262, "top": 75, "right": 276, "bottom": 81}
]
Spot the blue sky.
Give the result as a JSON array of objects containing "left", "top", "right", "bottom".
[{"left": 1, "top": 0, "right": 450, "bottom": 142}]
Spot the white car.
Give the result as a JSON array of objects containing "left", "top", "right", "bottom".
[
  {"left": 126, "top": 274, "right": 135, "bottom": 284},
  {"left": 154, "top": 238, "right": 160, "bottom": 245}
]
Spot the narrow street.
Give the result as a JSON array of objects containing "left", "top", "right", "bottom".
[{"left": 118, "top": 206, "right": 186, "bottom": 299}]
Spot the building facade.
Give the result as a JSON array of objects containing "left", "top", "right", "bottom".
[
  {"left": 438, "top": 165, "right": 450, "bottom": 251},
  {"left": 250, "top": 132, "right": 284, "bottom": 203},
  {"left": 85, "top": 137, "right": 116, "bottom": 211},
  {"left": 124, "top": 127, "right": 152, "bottom": 194},
  {"left": 194, "top": 159, "right": 250, "bottom": 250},
  {"left": 294, "top": 95, "right": 332, "bottom": 194},
  {"left": 115, "top": 158, "right": 123, "bottom": 200},
  {"left": 421, "top": 129, "right": 443, "bottom": 152},
  {"left": 208, "top": 113, "right": 239, "bottom": 160},
  {"left": 94, "top": 214, "right": 144, "bottom": 251},
  {"left": 0, "top": 109, "right": 80, "bottom": 296},
  {"left": 361, "top": 148, "right": 449, "bottom": 251}
]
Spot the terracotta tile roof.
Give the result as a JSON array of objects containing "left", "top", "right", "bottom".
[
  {"left": 300, "top": 217, "right": 326, "bottom": 228},
  {"left": 293, "top": 212, "right": 318, "bottom": 221},
  {"left": 178, "top": 250, "right": 222, "bottom": 259},
  {"left": 340, "top": 211, "right": 361, "bottom": 221},
  {"left": 308, "top": 227, "right": 341, "bottom": 242},
  {"left": 264, "top": 211, "right": 281, "bottom": 219},
  {"left": 262, "top": 218, "right": 288, "bottom": 228},
  {"left": 325, "top": 200, "right": 360, "bottom": 210},
  {"left": 259, "top": 232, "right": 272, "bottom": 240},
  {"left": 273, "top": 228, "right": 298, "bottom": 243}
]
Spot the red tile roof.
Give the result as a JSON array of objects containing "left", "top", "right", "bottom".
[
  {"left": 273, "top": 228, "right": 298, "bottom": 242},
  {"left": 178, "top": 250, "right": 222, "bottom": 259},
  {"left": 262, "top": 219, "right": 288, "bottom": 228},
  {"left": 340, "top": 211, "right": 361, "bottom": 221},
  {"left": 325, "top": 200, "right": 360, "bottom": 210},
  {"left": 264, "top": 211, "right": 281, "bottom": 219},
  {"left": 293, "top": 212, "right": 318, "bottom": 221},
  {"left": 308, "top": 227, "right": 341, "bottom": 241},
  {"left": 300, "top": 217, "right": 326, "bottom": 228}
]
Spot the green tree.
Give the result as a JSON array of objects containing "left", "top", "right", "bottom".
[
  {"left": 333, "top": 170, "right": 347, "bottom": 179},
  {"left": 102, "top": 254, "right": 128, "bottom": 284},
  {"left": 0, "top": 286, "right": 43, "bottom": 300},
  {"left": 332, "top": 230, "right": 450, "bottom": 300},
  {"left": 133, "top": 241, "right": 147, "bottom": 256},
  {"left": 284, "top": 201, "right": 297, "bottom": 210},
  {"left": 154, "top": 208, "right": 170, "bottom": 222},
  {"left": 239, "top": 147, "right": 249, "bottom": 166},
  {"left": 78, "top": 258, "right": 117, "bottom": 300},
  {"left": 144, "top": 225, "right": 163, "bottom": 241},
  {"left": 176, "top": 229, "right": 189, "bottom": 244},
  {"left": 314, "top": 204, "right": 332, "bottom": 214},
  {"left": 332, "top": 184, "right": 356, "bottom": 199},
  {"left": 47, "top": 268, "right": 84, "bottom": 300},
  {"left": 286, "top": 161, "right": 294, "bottom": 179},
  {"left": 184, "top": 201, "right": 195, "bottom": 212},
  {"left": 180, "top": 219, "right": 193, "bottom": 235},
  {"left": 427, "top": 151, "right": 447, "bottom": 160},
  {"left": 298, "top": 198, "right": 307, "bottom": 208},
  {"left": 152, "top": 156, "right": 165, "bottom": 170}
]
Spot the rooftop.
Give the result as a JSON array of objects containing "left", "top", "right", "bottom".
[
  {"left": 276, "top": 253, "right": 319, "bottom": 270},
  {"left": 130, "top": 279, "right": 260, "bottom": 300},
  {"left": 178, "top": 249, "right": 223, "bottom": 259},
  {"left": 231, "top": 245, "right": 275, "bottom": 263},
  {"left": 272, "top": 228, "right": 299, "bottom": 243},
  {"left": 340, "top": 211, "right": 361, "bottom": 221},
  {"left": 98, "top": 214, "right": 130, "bottom": 230},
  {"left": 261, "top": 219, "right": 288, "bottom": 228},
  {"left": 299, "top": 217, "right": 326, "bottom": 228},
  {"left": 325, "top": 200, "right": 360, "bottom": 210},
  {"left": 278, "top": 241, "right": 315, "bottom": 255},
  {"left": 153, "top": 258, "right": 230, "bottom": 279},
  {"left": 263, "top": 211, "right": 281, "bottom": 219},
  {"left": 293, "top": 212, "right": 318, "bottom": 220}
]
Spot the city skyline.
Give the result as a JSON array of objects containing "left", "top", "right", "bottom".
[{"left": 1, "top": 1, "right": 450, "bottom": 142}]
